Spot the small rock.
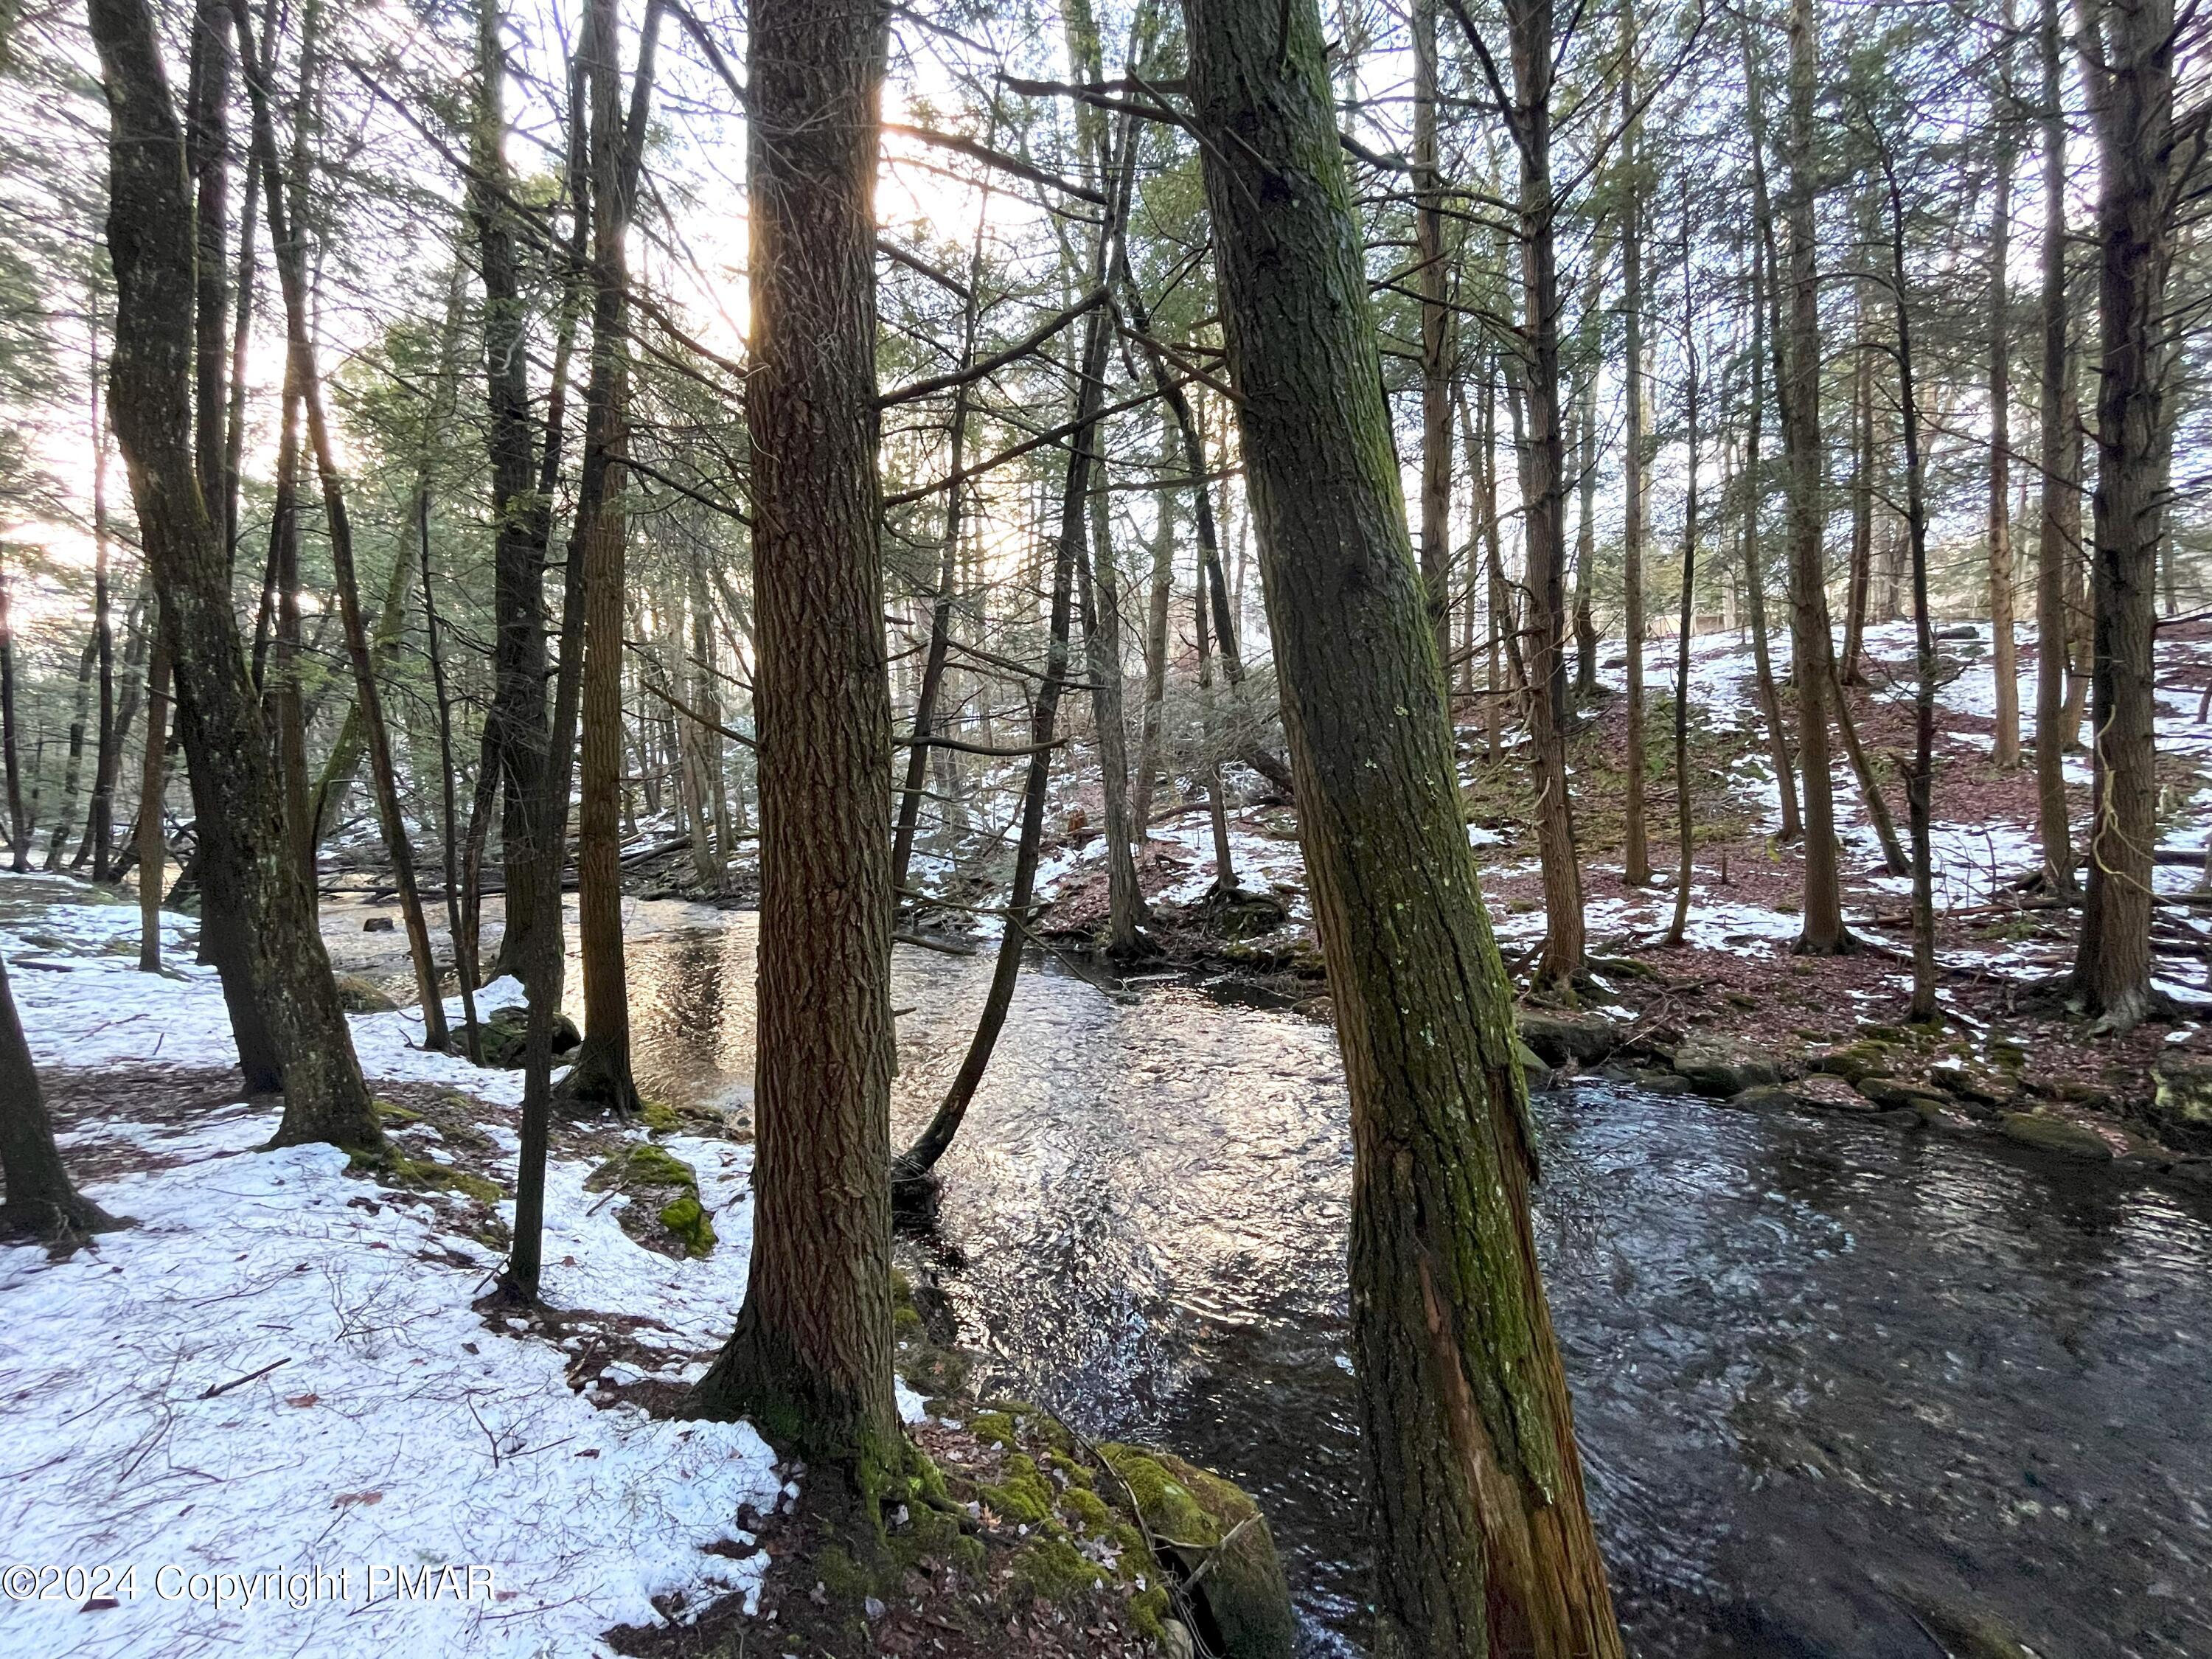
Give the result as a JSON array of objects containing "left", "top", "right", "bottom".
[
  {"left": 2000, "top": 1111, "right": 2113, "bottom": 1161},
  {"left": 363, "top": 916, "right": 396, "bottom": 933},
  {"left": 1671, "top": 1037, "right": 1781, "bottom": 1097},
  {"left": 1856, "top": 1076, "right": 1952, "bottom": 1112},
  {"left": 1727, "top": 1084, "right": 1798, "bottom": 1112},
  {"left": 1792, "top": 1074, "right": 1882, "bottom": 1113},
  {"left": 1928, "top": 1060, "right": 2010, "bottom": 1106},
  {"left": 1516, "top": 1010, "right": 1621, "bottom": 1066},
  {"left": 332, "top": 973, "right": 400, "bottom": 1015},
  {"left": 1160, "top": 1619, "right": 1197, "bottom": 1659}
]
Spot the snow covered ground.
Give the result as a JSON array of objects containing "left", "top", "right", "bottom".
[{"left": 0, "top": 872, "right": 927, "bottom": 1659}]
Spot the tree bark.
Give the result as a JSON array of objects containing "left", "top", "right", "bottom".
[
  {"left": 2071, "top": 0, "right": 2181, "bottom": 1026},
  {"left": 2032, "top": 0, "right": 2075, "bottom": 894},
  {"left": 1741, "top": 214, "right": 1802, "bottom": 844},
  {"left": 471, "top": 0, "right": 554, "bottom": 987},
  {"left": 1180, "top": 0, "right": 1624, "bottom": 1647},
  {"left": 558, "top": 0, "right": 661, "bottom": 1113},
  {"left": 136, "top": 632, "right": 171, "bottom": 972},
  {"left": 1989, "top": 16, "right": 2023, "bottom": 768},
  {"left": 1414, "top": 0, "right": 1453, "bottom": 669},
  {"left": 0, "top": 957, "right": 123, "bottom": 1244},
  {"left": 1620, "top": 60, "right": 1650, "bottom": 886},
  {"left": 688, "top": 0, "right": 904, "bottom": 1474},
  {"left": 89, "top": 0, "right": 380, "bottom": 1150},
  {"left": 1877, "top": 147, "right": 1941, "bottom": 1021},
  {"left": 1492, "top": 0, "right": 1585, "bottom": 990},
  {"left": 1666, "top": 201, "right": 1700, "bottom": 947},
  {"left": 1778, "top": 0, "right": 1850, "bottom": 951}
]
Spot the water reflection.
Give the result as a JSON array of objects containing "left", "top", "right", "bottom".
[{"left": 605, "top": 903, "right": 2211, "bottom": 1658}]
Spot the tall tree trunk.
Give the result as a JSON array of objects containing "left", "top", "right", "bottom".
[
  {"left": 472, "top": 0, "right": 554, "bottom": 987},
  {"left": 1778, "top": 0, "right": 1850, "bottom": 952},
  {"left": 1414, "top": 0, "right": 1453, "bottom": 668},
  {"left": 1181, "top": 0, "right": 1624, "bottom": 1648},
  {"left": 1989, "top": 18, "right": 2023, "bottom": 768},
  {"left": 1879, "top": 149, "right": 1941, "bottom": 1022},
  {"left": 234, "top": 0, "right": 448, "bottom": 1050},
  {"left": 1843, "top": 248, "right": 1874, "bottom": 686},
  {"left": 1495, "top": 0, "right": 1585, "bottom": 990},
  {"left": 1620, "top": 74, "right": 1651, "bottom": 886},
  {"left": 2070, "top": 0, "right": 2177, "bottom": 1027},
  {"left": 1742, "top": 222, "right": 1802, "bottom": 843},
  {"left": 90, "top": 0, "right": 381, "bottom": 1150},
  {"left": 1666, "top": 206, "right": 1700, "bottom": 947},
  {"left": 0, "top": 543, "right": 27, "bottom": 872},
  {"left": 688, "top": 0, "right": 904, "bottom": 1478},
  {"left": 1571, "top": 347, "right": 1601, "bottom": 703},
  {"left": 2033, "top": 0, "right": 2076, "bottom": 894},
  {"left": 559, "top": 0, "right": 661, "bottom": 1113},
  {"left": 0, "top": 958, "right": 123, "bottom": 1243},
  {"left": 1132, "top": 420, "right": 1178, "bottom": 837},
  {"left": 1080, "top": 443, "right": 1145, "bottom": 955},
  {"left": 136, "top": 633, "right": 170, "bottom": 972}
]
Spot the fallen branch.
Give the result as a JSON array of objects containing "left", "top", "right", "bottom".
[{"left": 198, "top": 1357, "right": 290, "bottom": 1400}]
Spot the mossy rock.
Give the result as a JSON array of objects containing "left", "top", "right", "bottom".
[
  {"left": 333, "top": 973, "right": 400, "bottom": 1014},
  {"left": 1857, "top": 1077, "right": 1954, "bottom": 1113},
  {"left": 479, "top": 1004, "right": 582, "bottom": 1069},
  {"left": 979, "top": 1453, "right": 1057, "bottom": 1527},
  {"left": 2000, "top": 1112, "right": 2113, "bottom": 1161},
  {"left": 2149, "top": 1060, "right": 2212, "bottom": 1148},
  {"left": 1514, "top": 1038, "right": 1552, "bottom": 1094},
  {"left": 1099, "top": 1445, "right": 1295, "bottom": 1659},
  {"left": 1515, "top": 1010, "right": 1621, "bottom": 1066},
  {"left": 582, "top": 1144, "right": 716, "bottom": 1256},
  {"left": 1810, "top": 1041, "right": 1894, "bottom": 1085}
]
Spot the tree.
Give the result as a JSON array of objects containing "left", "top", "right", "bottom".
[
  {"left": 1775, "top": 0, "right": 1851, "bottom": 953},
  {"left": 1180, "top": 0, "right": 1623, "bottom": 1647},
  {"left": 689, "top": 0, "right": 905, "bottom": 1478},
  {"left": 1986, "top": 2, "right": 2023, "bottom": 768},
  {"left": 2070, "top": 0, "right": 2194, "bottom": 1026},
  {"left": 2031, "top": 0, "right": 2075, "bottom": 893},
  {"left": 87, "top": 0, "right": 383, "bottom": 1154},
  {"left": 0, "top": 957, "right": 123, "bottom": 1243}
]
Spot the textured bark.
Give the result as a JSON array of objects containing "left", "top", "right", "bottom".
[
  {"left": 2071, "top": 0, "right": 2182, "bottom": 1026},
  {"left": 0, "top": 958, "right": 122, "bottom": 1243},
  {"left": 558, "top": 0, "right": 659, "bottom": 1113},
  {"left": 1843, "top": 252, "right": 1874, "bottom": 686},
  {"left": 1988, "top": 25, "right": 2022, "bottom": 768},
  {"left": 89, "top": 0, "right": 380, "bottom": 1150},
  {"left": 0, "top": 540, "right": 29, "bottom": 870},
  {"left": 471, "top": 0, "right": 553, "bottom": 986},
  {"left": 1878, "top": 153, "right": 1943, "bottom": 1023},
  {"left": 689, "top": 0, "right": 902, "bottom": 1467},
  {"left": 1080, "top": 456, "right": 1145, "bottom": 954},
  {"left": 1496, "top": 0, "right": 1585, "bottom": 989},
  {"left": 1571, "top": 347, "right": 1600, "bottom": 703},
  {"left": 1741, "top": 215, "right": 1801, "bottom": 843},
  {"left": 1180, "top": 0, "right": 1623, "bottom": 1649},
  {"left": 2032, "top": 0, "right": 2075, "bottom": 894},
  {"left": 1778, "top": 0, "right": 1848, "bottom": 952},
  {"left": 1414, "top": 0, "right": 1453, "bottom": 669},
  {"left": 1132, "top": 421, "right": 1178, "bottom": 837},
  {"left": 1665, "top": 215, "right": 1700, "bottom": 949},
  {"left": 1620, "top": 111, "right": 1650, "bottom": 887},
  {"left": 136, "top": 630, "right": 170, "bottom": 972}
]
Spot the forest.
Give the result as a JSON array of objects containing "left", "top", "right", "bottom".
[{"left": 0, "top": 0, "right": 2208, "bottom": 1652}]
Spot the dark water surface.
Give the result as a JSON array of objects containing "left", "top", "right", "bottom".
[{"left": 607, "top": 905, "right": 2212, "bottom": 1658}]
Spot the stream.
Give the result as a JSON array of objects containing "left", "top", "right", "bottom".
[{"left": 527, "top": 902, "right": 2212, "bottom": 1652}]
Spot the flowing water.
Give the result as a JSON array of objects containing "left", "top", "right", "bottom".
[{"left": 541, "top": 902, "right": 2212, "bottom": 1653}]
